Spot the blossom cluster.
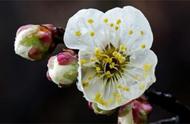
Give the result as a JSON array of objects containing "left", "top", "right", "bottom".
[{"left": 14, "top": 6, "right": 157, "bottom": 123}]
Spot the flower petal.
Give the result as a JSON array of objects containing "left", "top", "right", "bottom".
[
  {"left": 120, "top": 6, "right": 153, "bottom": 53},
  {"left": 78, "top": 50, "right": 113, "bottom": 110},
  {"left": 97, "top": 50, "right": 157, "bottom": 110},
  {"left": 64, "top": 9, "right": 104, "bottom": 50},
  {"left": 127, "top": 49, "right": 158, "bottom": 88}
]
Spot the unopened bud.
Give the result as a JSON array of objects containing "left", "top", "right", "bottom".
[
  {"left": 14, "top": 24, "right": 59, "bottom": 61},
  {"left": 131, "top": 97, "right": 152, "bottom": 124},
  {"left": 47, "top": 50, "right": 78, "bottom": 87},
  {"left": 118, "top": 96, "right": 152, "bottom": 124}
]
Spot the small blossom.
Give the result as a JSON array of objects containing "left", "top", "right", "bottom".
[
  {"left": 47, "top": 50, "right": 78, "bottom": 87},
  {"left": 14, "top": 24, "right": 58, "bottom": 61},
  {"left": 64, "top": 6, "right": 157, "bottom": 110}
]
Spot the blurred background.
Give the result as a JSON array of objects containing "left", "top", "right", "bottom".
[{"left": 0, "top": 0, "right": 190, "bottom": 123}]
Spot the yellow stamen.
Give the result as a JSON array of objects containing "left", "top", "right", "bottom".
[
  {"left": 75, "top": 31, "right": 81, "bottom": 37},
  {"left": 82, "top": 80, "right": 89, "bottom": 88},
  {"left": 113, "top": 51, "right": 125, "bottom": 63},
  {"left": 128, "top": 30, "right": 133, "bottom": 35},
  {"left": 116, "top": 19, "right": 121, "bottom": 25},
  {"left": 110, "top": 23, "right": 114, "bottom": 27},
  {"left": 90, "top": 57, "right": 97, "bottom": 62},
  {"left": 95, "top": 47, "right": 102, "bottom": 57},
  {"left": 90, "top": 31, "right": 95, "bottom": 37},
  {"left": 141, "top": 44, "right": 146, "bottom": 49},
  {"left": 119, "top": 44, "right": 127, "bottom": 52},
  {"left": 105, "top": 71, "right": 112, "bottom": 78},
  {"left": 115, "top": 26, "right": 119, "bottom": 31},
  {"left": 140, "top": 30, "right": 144, "bottom": 36},
  {"left": 87, "top": 18, "right": 94, "bottom": 24},
  {"left": 95, "top": 93, "right": 108, "bottom": 106},
  {"left": 109, "top": 62, "right": 115, "bottom": 69},
  {"left": 104, "top": 58, "right": 112, "bottom": 63},
  {"left": 80, "top": 59, "right": 87, "bottom": 65},
  {"left": 143, "top": 64, "right": 152, "bottom": 72},
  {"left": 104, "top": 18, "right": 108, "bottom": 23},
  {"left": 112, "top": 51, "right": 118, "bottom": 57},
  {"left": 96, "top": 67, "right": 101, "bottom": 72},
  {"left": 117, "top": 84, "right": 129, "bottom": 92}
]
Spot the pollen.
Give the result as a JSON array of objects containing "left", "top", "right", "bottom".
[
  {"left": 115, "top": 26, "right": 119, "bottom": 31},
  {"left": 110, "top": 23, "right": 114, "bottom": 27},
  {"left": 116, "top": 19, "right": 121, "bottom": 25},
  {"left": 112, "top": 51, "right": 125, "bottom": 64},
  {"left": 140, "top": 30, "right": 144, "bottom": 36},
  {"left": 95, "top": 93, "right": 108, "bottom": 106},
  {"left": 90, "top": 31, "right": 95, "bottom": 37},
  {"left": 95, "top": 47, "right": 102, "bottom": 56},
  {"left": 75, "top": 31, "right": 81, "bottom": 37},
  {"left": 104, "top": 58, "right": 112, "bottom": 63},
  {"left": 141, "top": 44, "right": 146, "bottom": 49},
  {"left": 143, "top": 64, "right": 152, "bottom": 72},
  {"left": 109, "top": 62, "right": 115, "bottom": 69},
  {"left": 117, "top": 84, "right": 129, "bottom": 92},
  {"left": 96, "top": 67, "right": 101, "bottom": 72},
  {"left": 128, "top": 30, "right": 133, "bottom": 35},
  {"left": 119, "top": 44, "right": 127, "bottom": 52},
  {"left": 104, "top": 18, "right": 108, "bottom": 23},
  {"left": 82, "top": 80, "right": 89, "bottom": 88},
  {"left": 87, "top": 18, "right": 94, "bottom": 24},
  {"left": 105, "top": 71, "right": 112, "bottom": 78},
  {"left": 80, "top": 59, "right": 87, "bottom": 65}
]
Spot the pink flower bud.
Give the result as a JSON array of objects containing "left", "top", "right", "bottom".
[
  {"left": 47, "top": 50, "right": 78, "bottom": 87},
  {"left": 118, "top": 96, "right": 152, "bottom": 124},
  {"left": 14, "top": 24, "right": 59, "bottom": 61},
  {"left": 57, "top": 50, "right": 77, "bottom": 65}
]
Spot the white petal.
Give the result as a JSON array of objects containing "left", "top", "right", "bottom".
[
  {"left": 100, "top": 49, "right": 157, "bottom": 110},
  {"left": 121, "top": 6, "right": 153, "bottom": 53},
  {"left": 98, "top": 6, "right": 153, "bottom": 53},
  {"left": 128, "top": 49, "right": 158, "bottom": 88},
  {"left": 99, "top": 7, "right": 123, "bottom": 48},
  {"left": 64, "top": 9, "right": 104, "bottom": 50},
  {"left": 78, "top": 50, "right": 113, "bottom": 110}
]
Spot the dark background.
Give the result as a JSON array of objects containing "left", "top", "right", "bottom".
[{"left": 0, "top": 0, "right": 190, "bottom": 123}]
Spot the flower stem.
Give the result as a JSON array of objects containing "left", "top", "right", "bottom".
[{"left": 118, "top": 104, "right": 134, "bottom": 124}]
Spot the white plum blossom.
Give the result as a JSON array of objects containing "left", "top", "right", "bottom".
[{"left": 64, "top": 6, "right": 157, "bottom": 110}]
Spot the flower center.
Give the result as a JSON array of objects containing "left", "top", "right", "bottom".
[{"left": 92, "top": 44, "right": 130, "bottom": 82}]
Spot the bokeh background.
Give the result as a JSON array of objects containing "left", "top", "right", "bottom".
[{"left": 0, "top": 0, "right": 190, "bottom": 123}]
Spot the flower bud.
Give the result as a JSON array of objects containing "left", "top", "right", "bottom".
[
  {"left": 88, "top": 102, "right": 115, "bottom": 115},
  {"left": 118, "top": 96, "right": 152, "bottom": 124},
  {"left": 14, "top": 24, "right": 58, "bottom": 61},
  {"left": 47, "top": 50, "right": 78, "bottom": 87},
  {"left": 131, "top": 97, "right": 152, "bottom": 124}
]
